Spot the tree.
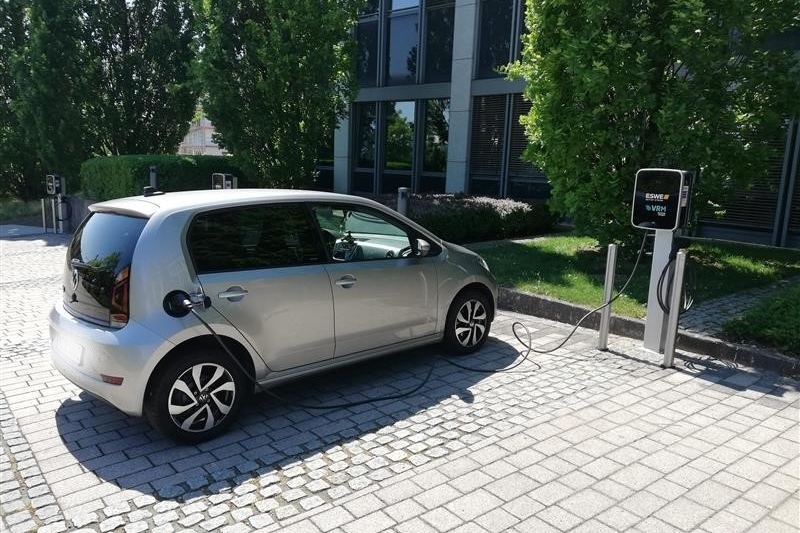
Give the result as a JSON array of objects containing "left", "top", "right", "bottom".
[
  {"left": 0, "top": 0, "right": 42, "bottom": 199},
  {"left": 5, "top": 0, "right": 198, "bottom": 200},
  {"left": 10, "top": 0, "right": 95, "bottom": 193},
  {"left": 83, "top": 0, "right": 197, "bottom": 155},
  {"left": 508, "top": 0, "right": 800, "bottom": 245},
  {"left": 198, "top": 0, "right": 363, "bottom": 188}
]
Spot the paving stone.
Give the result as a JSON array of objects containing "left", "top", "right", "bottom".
[{"left": 2, "top": 236, "right": 799, "bottom": 533}]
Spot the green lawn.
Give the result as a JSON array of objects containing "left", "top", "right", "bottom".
[{"left": 473, "top": 235, "right": 800, "bottom": 320}]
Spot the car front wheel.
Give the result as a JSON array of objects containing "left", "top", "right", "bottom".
[
  {"left": 444, "top": 290, "right": 491, "bottom": 355},
  {"left": 145, "top": 349, "right": 248, "bottom": 443}
]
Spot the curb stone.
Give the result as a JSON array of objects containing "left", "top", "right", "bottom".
[{"left": 498, "top": 287, "right": 800, "bottom": 377}]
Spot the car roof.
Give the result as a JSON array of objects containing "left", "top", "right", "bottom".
[{"left": 89, "top": 189, "right": 381, "bottom": 218}]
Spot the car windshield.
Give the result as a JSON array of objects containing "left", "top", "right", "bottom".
[{"left": 344, "top": 210, "right": 406, "bottom": 237}]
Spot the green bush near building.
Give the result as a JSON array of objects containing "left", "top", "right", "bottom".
[
  {"left": 369, "top": 193, "right": 555, "bottom": 243},
  {"left": 81, "top": 155, "right": 253, "bottom": 201}
]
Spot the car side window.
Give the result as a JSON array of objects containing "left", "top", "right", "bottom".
[
  {"left": 311, "top": 204, "right": 420, "bottom": 261},
  {"left": 188, "top": 204, "right": 323, "bottom": 273}
]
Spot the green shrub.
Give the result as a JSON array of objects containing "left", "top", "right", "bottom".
[
  {"left": 0, "top": 199, "right": 42, "bottom": 221},
  {"left": 721, "top": 285, "right": 800, "bottom": 356},
  {"left": 80, "top": 155, "right": 254, "bottom": 200},
  {"left": 367, "top": 193, "right": 555, "bottom": 243}
]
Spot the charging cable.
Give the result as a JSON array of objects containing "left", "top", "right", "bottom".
[
  {"left": 511, "top": 230, "right": 651, "bottom": 355},
  {"left": 177, "top": 294, "right": 545, "bottom": 411},
  {"left": 656, "top": 252, "right": 695, "bottom": 315}
]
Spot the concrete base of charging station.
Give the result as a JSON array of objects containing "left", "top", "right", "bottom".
[{"left": 498, "top": 287, "right": 800, "bottom": 378}]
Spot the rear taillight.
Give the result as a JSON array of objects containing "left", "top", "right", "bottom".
[{"left": 109, "top": 266, "right": 130, "bottom": 328}]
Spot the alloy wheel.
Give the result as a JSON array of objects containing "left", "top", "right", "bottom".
[
  {"left": 167, "top": 363, "right": 236, "bottom": 433},
  {"left": 454, "top": 299, "right": 488, "bottom": 347}
]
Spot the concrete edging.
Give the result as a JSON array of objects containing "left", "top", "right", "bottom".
[{"left": 498, "top": 287, "right": 800, "bottom": 377}]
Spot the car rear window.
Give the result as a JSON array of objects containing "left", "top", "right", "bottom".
[{"left": 63, "top": 212, "right": 147, "bottom": 328}]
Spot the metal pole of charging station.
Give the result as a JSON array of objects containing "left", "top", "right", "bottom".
[
  {"left": 41, "top": 198, "right": 47, "bottom": 233},
  {"left": 50, "top": 197, "right": 57, "bottom": 234},
  {"left": 56, "top": 194, "right": 64, "bottom": 234},
  {"left": 643, "top": 229, "right": 675, "bottom": 352},
  {"left": 662, "top": 249, "right": 687, "bottom": 368},
  {"left": 598, "top": 243, "right": 617, "bottom": 350}
]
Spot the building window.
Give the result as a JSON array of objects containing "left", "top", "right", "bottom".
[
  {"left": 424, "top": 0, "right": 455, "bottom": 83},
  {"left": 469, "top": 93, "right": 548, "bottom": 198},
  {"left": 476, "top": 0, "right": 514, "bottom": 79},
  {"left": 469, "top": 95, "right": 505, "bottom": 195},
  {"left": 353, "top": 103, "right": 377, "bottom": 193},
  {"left": 386, "top": 10, "right": 419, "bottom": 85},
  {"left": 357, "top": 18, "right": 379, "bottom": 87},
  {"left": 507, "top": 94, "right": 549, "bottom": 199},
  {"left": 383, "top": 101, "right": 415, "bottom": 192},
  {"left": 314, "top": 135, "right": 334, "bottom": 191},
  {"left": 421, "top": 98, "right": 449, "bottom": 193}
]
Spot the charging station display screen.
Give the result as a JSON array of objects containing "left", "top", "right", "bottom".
[{"left": 631, "top": 169, "right": 686, "bottom": 231}]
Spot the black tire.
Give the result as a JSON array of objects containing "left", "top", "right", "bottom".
[
  {"left": 144, "top": 349, "right": 248, "bottom": 444},
  {"left": 444, "top": 289, "right": 492, "bottom": 355}
]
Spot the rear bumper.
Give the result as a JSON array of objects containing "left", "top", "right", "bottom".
[{"left": 49, "top": 301, "right": 170, "bottom": 416}]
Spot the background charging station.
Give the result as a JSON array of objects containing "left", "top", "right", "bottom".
[
  {"left": 212, "top": 172, "right": 238, "bottom": 189},
  {"left": 632, "top": 168, "right": 693, "bottom": 357},
  {"left": 43, "top": 174, "right": 68, "bottom": 234}
]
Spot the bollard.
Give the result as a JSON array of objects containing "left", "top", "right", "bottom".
[
  {"left": 598, "top": 243, "right": 617, "bottom": 350},
  {"left": 397, "top": 187, "right": 410, "bottom": 216},
  {"left": 662, "top": 249, "right": 687, "bottom": 368}
]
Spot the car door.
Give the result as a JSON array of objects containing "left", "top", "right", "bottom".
[
  {"left": 187, "top": 203, "right": 335, "bottom": 372},
  {"left": 311, "top": 203, "right": 439, "bottom": 357}
]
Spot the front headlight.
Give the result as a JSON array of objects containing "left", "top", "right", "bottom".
[{"left": 477, "top": 255, "right": 490, "bottom": 273}]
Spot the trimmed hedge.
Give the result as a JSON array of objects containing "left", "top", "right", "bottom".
[
  {"left": 80, "top": 154, "right": 253, "bottom": 201},
  {"left": 368, "top": 193, "right": 555, "bottom": 243}
]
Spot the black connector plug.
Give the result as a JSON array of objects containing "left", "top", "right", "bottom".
[{"left": 163, "top": 290, "right": 192, "bottom": 318}]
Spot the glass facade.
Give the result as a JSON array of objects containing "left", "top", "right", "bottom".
[
  {"left": 356, "top": 20, "right": 379, "bottom": 88},
  {"left": 350, "top": 0, "right": 534, "bottom": 197},
  {"left": 476, "top": 0, "right": 514, "bottom": 79},
  {"left": 424, "top": 1, "right": 455, "bottom": 83},
  {"left": 386, "top": 12, "right": 418, "bottom": 85}
]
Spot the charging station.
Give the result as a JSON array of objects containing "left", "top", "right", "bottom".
[
  {"left": 212, "top": 173, "right": 237, "bottom": 189},
  {"left": 44, "top": 174, "right": 68, "bottom": 234},
  {"left": 631, "top": 168, "right": 693, "bottom": 357}
]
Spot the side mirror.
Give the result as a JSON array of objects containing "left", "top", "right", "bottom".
[{"left": 416, "top": 238, "right": 431, "bottom": 257}]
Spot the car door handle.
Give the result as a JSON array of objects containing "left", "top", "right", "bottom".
[
  {"left": 334, "top": 275, "right": 357, "bottom": 288},
  {"left": 218, "top": 287, "right": 248, "bottom": 301}
]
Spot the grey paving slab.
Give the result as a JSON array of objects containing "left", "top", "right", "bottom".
[{"left": 1, "top": 234, "right": 799, "bottom": 533}]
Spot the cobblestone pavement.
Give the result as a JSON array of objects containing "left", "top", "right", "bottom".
[{"left": 1, "top": 233, "right": 799, "bottom": 533}]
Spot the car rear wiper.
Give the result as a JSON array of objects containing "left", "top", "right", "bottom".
[{"left": 71, "top": 258, "right": 103, "bottom": 271}]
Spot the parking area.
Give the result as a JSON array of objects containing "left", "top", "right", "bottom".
[{"left": 1, "top": 233, "right": 798, "bottom": 533}]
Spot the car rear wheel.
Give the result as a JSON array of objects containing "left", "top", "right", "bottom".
[
  {"left": 145, "top": 349, "right": 248, "bottom": 443},
  {"left": 444, "top": 290, "right": 491, "bottom": 355}
]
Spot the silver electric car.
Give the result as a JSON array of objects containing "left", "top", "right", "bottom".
[{"left": 49, "top": 189, "right": 497, "bottom": 442}]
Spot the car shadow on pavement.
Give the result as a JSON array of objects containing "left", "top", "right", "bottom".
[{"left": 53, "top": 335, "right": 525, "bottom": 497}]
